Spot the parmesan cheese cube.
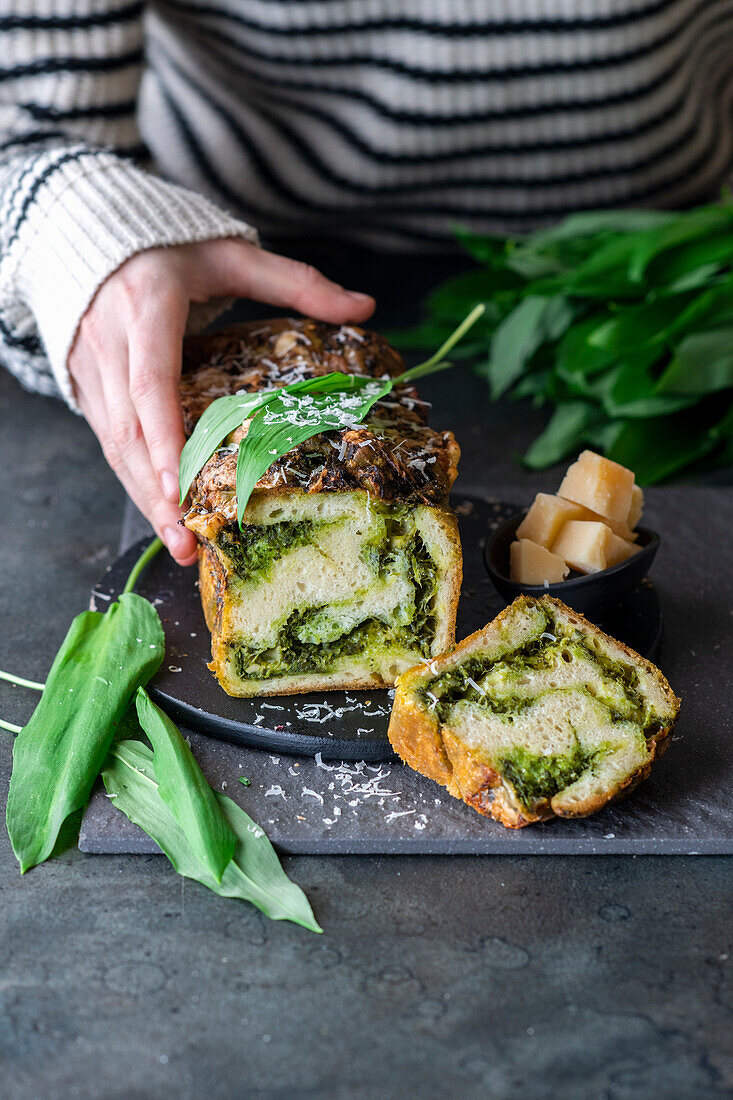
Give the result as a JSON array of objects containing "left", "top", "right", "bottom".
[
  {"left": 558, "top": 450, "right": 635, "bottom": 525},
  {"left": 606, "top": 531, "right": 640, "bottom": 568},
  {"left": 627, "top": 483, "right": 644, "bottom": 529},
  {"left": 551, "top": 520, "right": 610, "bottom": 574},
  {"left": 584, "top": 508, "right": 638, "bottom": 543},
  {"left": 520, "top": 492, "right": 637, "bottom": 544},
  {"left": 510, "top": 539, "right": 570, "bottom": 585},
  {"left": 516, "top": 494, "right": 588, "bottom": 549}
]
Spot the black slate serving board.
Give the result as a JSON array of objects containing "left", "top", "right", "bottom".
[
  {"left": 79, "top": 722, "right": 733, "bottom": 854},
  {"left": 89, "top": 496, "right": 661, "bottom": 761},
  {"left": 76, "top": 492, "right": 730, "bottom": 859}
]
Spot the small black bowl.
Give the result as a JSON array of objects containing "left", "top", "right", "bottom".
[{"left": 485, "top": 511, "right": 660, "bottom": 618}]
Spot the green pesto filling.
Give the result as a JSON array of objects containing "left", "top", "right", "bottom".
[
  {"left": 217, "top": 519, "right": 319, "bottom": 581},
  {"left": 231, "top": 528, "right": 439, "bottom": 681},
  {"left": 362, "top": 505, "right": 439, "bottom": 646},
  {"left": 498, "top": 744, "right": 600, "bottom": 813},
  {"left": 417, "top": 611, "right": 658, "bottom": 812},
  {"left": 405, "top": 533, "right": 438, "bottom": 649},
  {"left": 420, "top": 613, "right": 650, "bottom": 729},
  {"left": 233, "top": 613, "right": 387, "bottom": 680},
  {"left": 360, "top": 503, "right": 412, "bottom": 576}
]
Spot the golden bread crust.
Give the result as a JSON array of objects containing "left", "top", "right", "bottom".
[
  {"left": 181, "top": 318, "right": 460, "bottom": 517},
  {"left": 431, "top": 508, "right": 463, "bottom": 659},
  {"left": 388, "top": 595, "right": 680, "bottom": 828},
  {"left": 180, "top": 319, "right": 463, "bottom": 699}
]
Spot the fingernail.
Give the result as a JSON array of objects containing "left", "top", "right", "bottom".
[
  {"left": 345, "top": 290, "right": 374, "bottom": 304},
  {"left": 163, "top": 525, "right": 187, "bottom": 557},
  {"left": 160, "top": 470, "right": 179, "bottom": 502}
]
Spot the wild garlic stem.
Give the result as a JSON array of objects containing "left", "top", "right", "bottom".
[
  {"left": 0, "top": 670, "right": 45, "bottom": 691},
  {"left": 123, "top": 537, "right": 163, "bottom": 595},
  {"left": 398, "top": 302, "right": 486, "bottom": 383},
  {"left": 0, "top": 718, "right": 22, "bottom": 734}
]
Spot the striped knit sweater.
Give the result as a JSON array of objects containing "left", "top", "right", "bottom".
[{"left": 2, "top": 1, "right": 733, "bottom": 406}]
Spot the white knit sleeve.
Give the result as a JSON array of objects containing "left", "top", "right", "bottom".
[{"left": 0, "top": 3, "right": 257, "bottom": 409}]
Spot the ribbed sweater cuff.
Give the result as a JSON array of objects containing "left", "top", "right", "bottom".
[{"left": 11, "top": 153, "right": 258, "bottom": 408}]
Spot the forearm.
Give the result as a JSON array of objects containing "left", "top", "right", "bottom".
[
  {"left": 0, "top": 2, "right": 256, "bottom": 407},
  {"left": 0, "top": 5, "right": 374, "bottom": 567}
]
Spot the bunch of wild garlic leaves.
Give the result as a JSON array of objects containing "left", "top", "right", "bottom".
[
  {"left": 2, "top": 540, "right": 320, "bottom": 932},
  {"left": 392, "top": 203, "right": 733, "bottom": 483}
]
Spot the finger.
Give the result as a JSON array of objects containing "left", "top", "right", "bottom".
[
  {"left": 127, "top": 295, "right": 188, "bottom": 504},
  {"left": 97, "top": 353, "right": 198, "bottom": 566},
  {"left": 73, "top": 354, "right": 110, "bottom": 441},
  {"left": 202, "top": 239, "right": 376, "bottom": 323},
  {"left": 76, "top": 371, "right": 187, "bottom": 562},
  {"left": 74, "top": 341, "right": 154, "bottom": 516}
]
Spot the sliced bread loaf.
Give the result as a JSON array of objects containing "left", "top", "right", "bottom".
[{"left": 388, "top": 595, "right": 679, "bottom": 827}]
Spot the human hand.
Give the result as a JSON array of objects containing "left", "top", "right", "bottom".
[{"left": 68, "top": 239, "right": 375, "bottom": 565}]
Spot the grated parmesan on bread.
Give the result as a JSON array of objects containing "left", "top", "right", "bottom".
[
  {"left": 388, "top": 595, "right": 679, "bottom": 828},
  {"left": 181, "top": 319, "right": 462, "bottom": 697}
]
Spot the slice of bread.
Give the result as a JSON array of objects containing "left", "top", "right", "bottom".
[
  {"left": 388, "top": 595, "right": 679, "bottom": 828},
  {"left": 191, "top": 489, "right": 462, "bottom": 697}
]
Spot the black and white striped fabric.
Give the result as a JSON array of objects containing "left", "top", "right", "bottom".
[
  {"left": 144, "top": 0, "right": 733, "bottom": 246},
  {"left": 1, "top": 1, "right": 733, "bottom": 402}
]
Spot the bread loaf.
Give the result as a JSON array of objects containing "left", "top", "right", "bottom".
[
  {"left": 388, "top": 595, "right": 679, "bottom": 827},
  {"left": 181, "top": 319, "right": 463, "bottom": 697}
]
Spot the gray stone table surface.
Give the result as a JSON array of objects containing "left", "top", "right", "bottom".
[{"left": 1, "top": 246, "right": 732, "bottom": 1099}]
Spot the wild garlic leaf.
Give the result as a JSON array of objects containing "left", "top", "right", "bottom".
[
  {"left": 522, "top": 400, "right": 601, "bottom": 469},
  {"left": 236, "top": 301, "right": 486, "bottom": 524},
  {"left": 595, "top": 278, "right": 733, "bottom": 356},
  {"left": 235, "top": 374, "right": 390, "bottom": 525},
  {"left": 6, "top": 592, "right": 165, "bottom": 872},
  {"left": 488, "top": 296, "right": 574, "bottom": 399},
  {"left": 216, "top": 790, "right": 321, "bottom": 932},
  {"left": 179, "top": 372, "right": 387, "bottom": 524},
  {"left": 554, "top": 315, "right": 617, "bottom": 378},
  {"left": 592, "top": 361, "right": 698, "bottom": 419},
  {"left": 607, "top": 412, "right": 720, "bottom": 484},
  {"left": 179, "top": 391, "right": 280, "bottom": 505},
  {"left": 103, "top": 739, "right": 321, "bottom": 932},
  {"left": 396, "top": 200, "right": 733, "bottom": 482},
  {"left": 5, "top": 538, "right": 165, "bottom": 873},
  {"left": 501, "top": 214, "right": 670, "bottom": 282},
  {"left": 134, "top": 688, "right": 236, "bottom": 882},
  {"left": 451, "top": 224, "right": 508, "bottom": 266},
  {"left": 518, "top": 209, "right": 673, "bottom": 251},
  {"left": 664, "top": 278, "right": 733, "bottom": 336},
  {"left": 510, "top": 368, "right": 553, "bottom": 402},
  {"left": 646, "top": 233, "right": 733, "bottom": 289},
  {"left": 606, "top": 392, "right": 698, "bottom": 419},
  {"left": 588, "top": 291, "right": 700, "bottom": 352},
  {"left": 177, "top": 305, "right": 486, "bottom": 527},
  {"left": 657, "top": 328, "right": 733, "bottom": 395},
  {"left": 627, "top": 204, "right": 733, "bottom": 284},
  {"left": 563, "top": 235, "right": 645, "bottom": 293}
]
